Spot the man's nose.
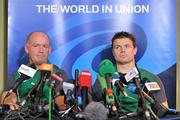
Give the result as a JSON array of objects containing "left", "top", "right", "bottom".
[
  {"left": 39, "top": 46, "right": 44, "bottom": 52},
  {"left": 120, "top": 46, "right": 126, "bottom": 52}
]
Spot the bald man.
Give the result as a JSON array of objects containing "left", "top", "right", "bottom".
[{"left": 1, "top": 31, "right": 69, "bottom": 110}]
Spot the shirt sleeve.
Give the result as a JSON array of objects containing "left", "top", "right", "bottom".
[
  {"left": 90, "top": 79, "right": 104, "bottom": 102},
  {"left": 5, "top": 72, "right": 17, "bottom": 91}
]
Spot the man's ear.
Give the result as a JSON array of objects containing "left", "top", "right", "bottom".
[
  {"left": 134, "top": 47, "right": 137, "bottom": 55},
  {"left": 48, "top": 46, "right": 52, "bottom": 54},
  {"left": 24, "top": 44, "right": 29, "bottom": 54},
  {"left": 112, "top": 49, "right": 114, "bottom": 56},
  {"left": 112, "top": 47, "right": 115, "bottom": 58}
]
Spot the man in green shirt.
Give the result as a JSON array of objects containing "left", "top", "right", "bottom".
[
  {"left": 91, "top": 31, "right": 169, "bottom": 115},
  {"left": 1, "top": 31, "right": 69, "bottom": 110}
]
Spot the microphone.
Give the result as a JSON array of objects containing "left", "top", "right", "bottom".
[
  {"left": 39, "top": 64, "right": 63, "bottom": 82},
  {"left": 124, "top": 68, "right": 148, "bottom": 96},
  {"left": 140, "top": 78, "right": 160, "bottom": 104},
  {"left": 127, "top": 81, "right": 155, "bottom": 104},
  {"left": 143, "top": 80, "right": 161, "bottom": 104},
  {"left": 84, "top": 102, "right": 108, "bottom": 120},
  {"left": 145, "top": 82, "right": 160, "bottom": 92},
  {"left": 78, "top": 70, "right": 92, "bottom": 109},
  {"left": 74, "top": 69, "right": 79, "bottom": 113},
  {"left": 63, "top": 82, "right": 75, "bottom": 95},
  {"left": 99, "top": 59, "right": 115, "bottom": 77},
  {"left": 33, "top": 64, "right": 54, "bottom": 107},
  {"left": 97, "top": 74, "right": 108, "bottom": 94},
  {"left": 112, "top": 72, "right": 128, "bottom": 97},
  {"left": 124, "top": 67, "right": 151, "bottom": 119},
  {"left": 124, "top": 67, "right": 139, "bottom": 83},
  {"left": 38, "top": 63, "right": 53, "bottom": 83},
  {"left": 7, "top": 64, "right": 36, "bottom": 96},
  {"left": 37, "top": 63, "right": 63, "bottom": 102},
  {"left": 51, "top": 73, "right": 63, "bottom": 82},
  {"left": 127, "top": 77, "right": 147, "bottom": 94},
  {"left": 99, "top": 59, "right": 115, "bottom": 96},
  {"left": 66, "top": 89, "right": 75, "bottom": 108},
  {"left": 133, "top": 75, "right": 151, "bottom": 120},
  {"left": 39, "top": 63, "right": 53, "bottom": 72},
  {"left": 98, "top": 59, "right": 117, "bottom": 112},
  {"left": 62, "top": 82, "right": 75, "bottom": 108}
]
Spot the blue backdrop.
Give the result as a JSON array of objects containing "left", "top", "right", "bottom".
[{"left": 8, "top": 0, "right": 176, "bottom": 108}]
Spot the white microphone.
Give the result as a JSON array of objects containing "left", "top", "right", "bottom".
[
  {"left": 8, "top": 64, "right": 37, "bottom": 95},
  {"left": 62, "top": 82, "right": 74, "bottom": 95},
  {"left": 18, "top": 64, "right": 37, "bottom": 78}
]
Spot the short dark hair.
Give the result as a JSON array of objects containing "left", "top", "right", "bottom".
[{"left": 111, "top": 31, "right": 136, "bottom": 48}]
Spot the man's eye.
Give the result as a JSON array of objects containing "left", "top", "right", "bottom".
[
  {"left": 114, "top": 46, "right": 120, "bottom": 49},
  {"left": 44, "top": 45, "right": 49, "bottom": 48},
  {"left": 125, "top": 45, "right": 131, "bottom": 48},
  {"left": 32, "top": 44, "right": 39, "bottom": 47}
]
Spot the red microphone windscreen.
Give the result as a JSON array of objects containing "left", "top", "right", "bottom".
[{"left": 78, "top": 70, "right": 92, "bottom": 90}]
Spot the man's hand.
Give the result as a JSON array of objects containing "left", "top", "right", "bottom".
[
  {"left": 0, "top": 91, "right": 20, "bottom": 110},
  {"left": 55, "top": 95, "right": 67, "bottom": 110}
]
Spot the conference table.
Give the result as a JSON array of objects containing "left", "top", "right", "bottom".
[
  {"left": 0, "top": 109, "right": 180, "bottom": 120},
  {"left": 160, "top": 113, "right": 180, "bottom": 120}
]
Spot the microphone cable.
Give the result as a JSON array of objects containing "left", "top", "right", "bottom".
[{"left": 4, "top": 109, "right": 28, "bottom": 120}]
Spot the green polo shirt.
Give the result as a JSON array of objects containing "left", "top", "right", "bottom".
[
  {"left": 112, "top": 68, "right": 156, "bottom": 112},
  {"left": 96, "top": 67, "right": 157, "bottom": 113},
  {"left": 13, "top": 63, "right": 61, "bottom": 108}
]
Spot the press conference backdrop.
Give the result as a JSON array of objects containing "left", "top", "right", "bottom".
[{"left": 7, "top": 0, "right": 176, "bottom": 108}]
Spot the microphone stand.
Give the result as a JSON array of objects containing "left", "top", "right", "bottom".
[
  {"left": 65, "top": 69, "right": 83, "bottom": 119},
  {"left": 105, "top": 73, "right": 118, "bottom": 116},
  {"left": 65, "top": 89, "right": 74, "bottom": 109},
  {"left": 134, "top": 76, "right": 151, "bottom": 120},
  {"left": 81, "top": 87, "right": 88, "bottom": 110},
  {"left": 48, "top": 79, "right": 61, "bottom": 120},
  {"left": 33, "top": 72, "right": 49, "bottom": 114},
  {"left": 24, "top": 72, "right": 49, "bottom": 119},
  {"left": 74, "top": 69, "right": 79, "bottom": 114},
  {"left": 19, "top": 82, "right": 38, "bottom": 107}
]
